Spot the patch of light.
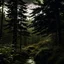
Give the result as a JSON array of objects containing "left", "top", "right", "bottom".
[
  {"left": 26, "top": 58, "right": 36, "bottom": 64},
  {"left": 0, "top": 5, "right": 8, "bottom": 17},
  {"left": 0, "top": 3, "right": 40, "bottom": 19},
  {"left": 61, "top": 1, "right": 64, "bottom": 5},
  {"left": 40, "top": 0, "right": 44, "bottom": 4},
  {"left": 43, "top": 13, "right": 46, "bottom": 16},
  {"left": 27, "top": 3, "right": 40, "bottom": 9},
  {"left": 40, "top": 10, "right": 42, "bottom": 14}
]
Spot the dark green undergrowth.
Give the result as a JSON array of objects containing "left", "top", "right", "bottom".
[{"left": 0, "top": 40, "right": 64, "bottom": 64}]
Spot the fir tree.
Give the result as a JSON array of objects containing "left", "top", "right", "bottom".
[
  {"left": 17, "top": 0, "right": 30, "bottom": 51},
  {"left": 5, "top": 0, "right": 18, "bottom": 52},
  {"left": 5, "top": 0, "right": 30, "bottom": 52},
  {"left": 31, "top": 0, "right": 64, "bottom": 45}
]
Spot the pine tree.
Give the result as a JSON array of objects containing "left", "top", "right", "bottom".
[
  {"left": 31, "top": 0, "right": 64, "bottom": 45},
  {"left": 5, "top": 0, "right": 18, "bottom": 52},
  {"left": 5, "top": 0, "right": 30, "bottom": 52},
  {"left": 31, "top": 0, "right": 49, "bottom": 36},
  {"left": 18, "top": 0, "right": 30, "bottom": 51},
  {"left": 43, "top": 0, "right": 64, "bottom": 45}
]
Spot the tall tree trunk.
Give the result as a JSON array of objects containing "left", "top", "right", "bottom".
[
  {"left": 0, "top": 0, "right": 4, "bottom": 40},
  {"left": 24, "top": 36, "right": 27, "bottom": 46},
  {"left": 12, "top": 0, "right": 18, "bottom": 53},
  {"left": 19, "top": 32, "right": 22, "bottom": 52},
  {"left": 55, "top": 0, "right": 62, "bottom": 46}
]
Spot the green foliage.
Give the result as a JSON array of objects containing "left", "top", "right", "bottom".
[
  {"left": 0, "top": 49, "right": 29, "bottom": 64},
  {"left": 0, "top": 0, "right": 64, "bottom": 64}
]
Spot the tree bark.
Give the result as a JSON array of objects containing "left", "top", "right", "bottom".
[{"left": 0, "top": 0, "right": 4, "bottom": 40}]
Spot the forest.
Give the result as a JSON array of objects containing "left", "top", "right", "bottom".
[{"left": 0, "top": 0, "right": 64, "bottom": 64}]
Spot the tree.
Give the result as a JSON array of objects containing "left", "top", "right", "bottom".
[
  {"left": 31, "top": 0, "right": 49, "bottom": 36},
  {"left": 5, "top": 0, "right": 30, "bottom": 52},
  {"left": 5, "top": 0, "right": 18, "bottom": 52},
  {"left": 17, "top": 0, "right": 30, "bottom": 51},
  {"left": 31, "top": 0, "right": 64, "bottom": 45},
  {"left": 0, "top": 0, "right": 4, "bottom": 40}
]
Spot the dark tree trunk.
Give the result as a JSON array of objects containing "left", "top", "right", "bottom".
[
  {"left": 55, "top": 0, "right": 62, "bottom": 46},
  {"left": 19, "top": 32, "right": 22, "bottom": 52},
  {"left": 12, "top": 0, "right": 18, "bottom": 52},
  {"left": 0, "top": 0, "right": 4, "bottom": 40}
]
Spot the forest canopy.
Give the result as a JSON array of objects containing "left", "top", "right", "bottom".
[{"left": 0, "top": 0, "right": 64, "bottom": 64}]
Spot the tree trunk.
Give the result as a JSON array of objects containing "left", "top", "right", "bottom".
[
  {"left": 0, "top": 0, "right": 4, "bottom": 40},
  {"left": 12, "top": 0, "right": 18, "bottom": 53},
  {"left": 55, "top": 0, "right": 62, "bottom": 46},
  {"left": 19, "top": 32, "right": 22, "bottom": 52}
]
